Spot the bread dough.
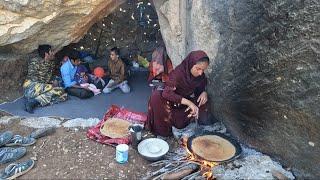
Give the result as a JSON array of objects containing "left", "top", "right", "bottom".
[
  {"left": 100, "top": 118, "right": 131, "bottom": 138},
  {"left": 191, "top": 135, "right": 236, "bottom": 161}
]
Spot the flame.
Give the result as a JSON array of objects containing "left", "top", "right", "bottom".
[{"left": 182, "top": 137, "right": 218, "bottom": 179}]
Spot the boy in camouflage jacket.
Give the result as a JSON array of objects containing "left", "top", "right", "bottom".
[{"left": 23, "top": 45, "right": 67, "bottom": 113}]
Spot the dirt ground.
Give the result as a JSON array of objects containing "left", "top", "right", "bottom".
[
  {"left": 0, "top": 91, "right": 182, "bottom": 179},
  {"left": 0, "top": 118, "right": 179, "bottom": 179}
]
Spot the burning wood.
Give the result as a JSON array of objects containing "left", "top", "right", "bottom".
[
  {"left": 146, "top": 144, "right": 218, "bottom": 180},
  {"left": 161, "top": 163, "right": 198, "bottom": 180}
]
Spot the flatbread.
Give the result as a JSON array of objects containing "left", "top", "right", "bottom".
[
  {"left": 191, "top": 135, "right": 236, "bottom": 162},
  {"left": 100, "top": 118, "right": 131, "bottom": 138}
]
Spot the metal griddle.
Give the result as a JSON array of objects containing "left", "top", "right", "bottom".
[{"left": 187, "top": 132, "right": 242, "bottom": 163}]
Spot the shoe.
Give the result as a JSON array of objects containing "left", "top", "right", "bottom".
[
  {"left": 0, "top": 159, "right": 35, "bottom": 180},
  {"left": 24, "top": 98, "right": 40, "bottom": 114},
  {"left": 0, "top": 147, "right": 26, "bottom": 164},
  {"left": 5, "top": 135, "right": 36, "bottom": 147},
  {"left": 28, "top": 127, "right": 56, "bottom": 139},
  {"left": 0, "top": 132, "right": 13, "bottom": 147}
]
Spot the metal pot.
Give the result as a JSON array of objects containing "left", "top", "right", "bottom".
[{"left": 187, "top": 132, "right": 242, "bottom": 163}]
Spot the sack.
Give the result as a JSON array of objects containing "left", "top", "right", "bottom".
[
  {"left": 137, "top": 55, "right": 150, "bottom": 68},
  {"left": 86, "top": 105, "right": 147, "bottom": 146}
]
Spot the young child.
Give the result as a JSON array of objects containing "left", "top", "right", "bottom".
[
  {"left": 92, "top": 67, "right": 107, "bottom": 90},
  {"left": 74, "top": 65, "right": 89, "bottom": 84},
  {"left": 74, "top": 65, "right": 101, "bottom": 95}
]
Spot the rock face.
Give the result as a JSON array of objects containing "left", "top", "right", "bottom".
[
  {"left": 0, "top": 0, "right": 125, "bottom": 54},
  {"left": 153, "top": 0, "right": 320, "bottom": 178},
  {"left": 0, "top": 54, "right": 27, "bottom": 102},
  {"left": 153, "top": 0, "right": 219, "bottom": 68}
]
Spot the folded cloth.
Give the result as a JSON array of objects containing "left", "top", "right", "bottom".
[
  {"left": 80, "top": 83, "right": 101, "bottom": 95},
  {"left": 87, "top": 105, "right": 147, "bottom": 146}
]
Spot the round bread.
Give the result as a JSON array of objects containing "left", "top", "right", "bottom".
[
  {"left": 100, "top": 118, "right": 131, "bottom": 138},
  {"left": 191, "top": 135, "right": 236, "bottom": 162}
]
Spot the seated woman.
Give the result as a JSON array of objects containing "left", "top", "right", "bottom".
[
  {"left": 146, "top": 50, "right": 210, "bottom": 137},
  {"left": 148, "top": 46, "right": 173, "bottom": 83}
]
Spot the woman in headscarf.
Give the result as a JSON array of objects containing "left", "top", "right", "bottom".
[
  {"left": 146, "top": 50, "right": 210, "bottom": 137},
  {"left": 148, "top": 46, "right": 173, "bottom": 83}
]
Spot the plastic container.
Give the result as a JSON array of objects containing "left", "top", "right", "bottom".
[{"left": 116, "top": 144, "right": 129, "bottom": 163}]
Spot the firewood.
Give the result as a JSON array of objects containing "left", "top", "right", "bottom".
[
  {"left": 181, "top": 171, "right": 201, "bottom": 180},
  {"left": 162, "top": 168, "right": 196, "bottom": 180},
  {"left": 159, "top": 164, "right": 198, "bottom": 180}
]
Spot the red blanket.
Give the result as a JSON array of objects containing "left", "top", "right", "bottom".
[{"left": 87, "top": 105, "right": 147, "bottom": 146}]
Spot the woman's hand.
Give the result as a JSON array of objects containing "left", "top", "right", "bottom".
[
  {"left": 181, "top": 98, "right": 199, "bottom": 119},
  {"left": 197, "top": 91, "right": 208, "bottom": 107}
]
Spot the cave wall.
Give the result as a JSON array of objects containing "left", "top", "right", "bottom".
[
  {"left": 0, "top": 55, "right": 27, "bottom": 103},
  {"left": 153, "top": 0, "right": 320, "bottom": 178},
  {"left": 72, "top": 0, "right": 162, "bottom": 62}
]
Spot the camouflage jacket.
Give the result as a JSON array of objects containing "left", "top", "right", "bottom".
[{"left": 26, "top": 56, "right": 55, "bottom": 84}]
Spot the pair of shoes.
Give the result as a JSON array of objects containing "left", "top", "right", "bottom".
[
  {"left": 0, "top": 132, "right": 13, "bottom": 147},
  {"left": 5, "top": 135, "right": 36, "bottom": 147},
  {"left": 0, "top": 147, "right": 26, "bottom": 164},
  {"left": 24, "top": 98, "right": 40, "bottom": 114},
  {"left": 0, "top": 159, "right": 35, "bottom": 179},
  {"left": 28, "top": 127, "right": 56, "bottom": 139}
]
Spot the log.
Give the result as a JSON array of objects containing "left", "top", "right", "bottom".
[
  {"left": 162, "top": 164, "right": 199, "bottom": 180},
  {"left": 181, "top": 171, "right": 201, "bottom": 180},
  {"left": 162, "top": 168, "right": 195, "bottom": 180}
]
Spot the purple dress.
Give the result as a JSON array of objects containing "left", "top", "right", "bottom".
[{"left": 146, "top": 51, "right": 210, "bottom": 137}]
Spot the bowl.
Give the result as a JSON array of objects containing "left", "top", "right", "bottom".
[{"left": 138, "top": 138, "right": 169, "bottom": 161}]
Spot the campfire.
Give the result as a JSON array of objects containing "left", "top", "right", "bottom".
[
  {"left": 183, "top": 137, "right": 218, "bottom": 179},
  {"left": 145, "top": 123, "right": 295, "bottom": 180},
  {"left": 145, "top": 137, "right": 219, "bottom": 180}
]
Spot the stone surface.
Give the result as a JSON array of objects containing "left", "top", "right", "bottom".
[
  {"left": 213, "top": 146, "right": 295, "bottom": 179},
  {"left": 153, "top": 0, "right": 219, "bottom": 70},
  {"left": 20, "top": 117, "right": 61, "bottom": 128},
  {"left": 154, "top": 0, "right": 320, "bottom": 178},
  {"left": 62, "top": 118, "right": 100, "bottom": 129},
  {"left": 0, "top": 116, "right": 20, "bottom": 125},
  {"left": 172, "top": 122, "right": 227, "bottom": 140},
  {"left": 0, "top": 0, "right": 125, "bottom": 54}
]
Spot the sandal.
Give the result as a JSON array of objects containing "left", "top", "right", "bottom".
[
  {"left": 0, "top": 159, "right": 35, "bottom": 180},
  {"left": 0, "top": 132, "right": 13, "bottom": 147},
  {"left": 0, "top": 147, "right": 26, "bottom": 164},
  {"left": 5, "top": 135, "right": 36, "bottom": 147}
]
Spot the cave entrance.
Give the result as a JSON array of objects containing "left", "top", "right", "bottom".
[
  {"left": 42, "top": 0, "right": 165, "bottom": 116},
  {"left": 56, "top": 0, "right": 163, "bottom": 80}
]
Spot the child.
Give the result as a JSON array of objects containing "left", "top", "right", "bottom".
[
  {"left": 92, "top": 67, "right": 107, "bottom": 90},
  {"left": 74, "top": 65, "right": 89, "bottom": 84},
  {"left": 74, "top": 65, "right": 101, "bottom": 95}
]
